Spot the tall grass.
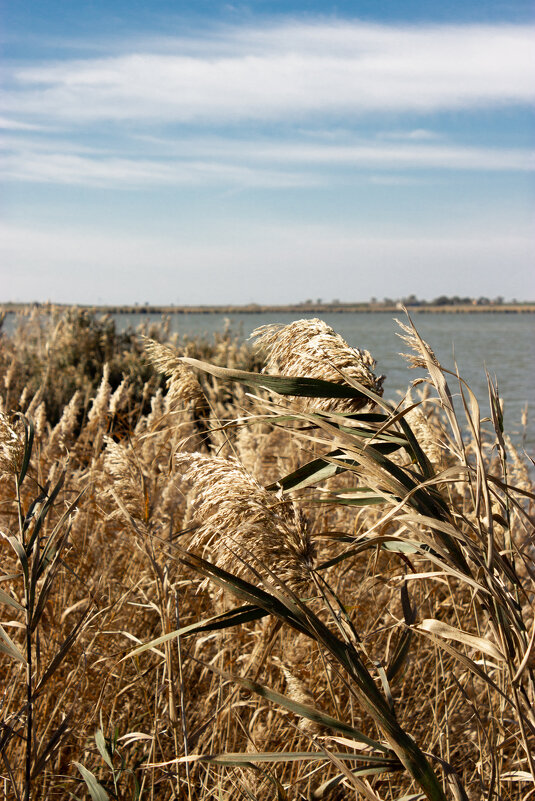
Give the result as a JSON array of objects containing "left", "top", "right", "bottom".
[{"left": 0, "top": 307, "right": 533, "bottom": 800}]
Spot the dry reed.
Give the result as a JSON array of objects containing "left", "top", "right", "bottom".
[
  {"left": 0, "top": 307, "right": 533, "bottom": 801},
  {"left": 178, "top": 452, "right": 314, "bottom": 590}
]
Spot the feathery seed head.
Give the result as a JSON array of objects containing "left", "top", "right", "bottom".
[
  {"left": 403, "top": 389, "right": 450, "bottom": 467},
  {"left": 33, "top": 401, "right": 48, "bottom": 440},
  {"left": 48, "top": 390, "right": 82, "bottom": 449},
  {"left": 396, "top": 319, "right": 441, "bottom": 370},
  {"left": 177, "top": 452, "right": 314, "bottom": 588},
  {"left": 103, "top": 437, "right": 148, "bottom": 524},
  {"left": 144, "top": 338, "right": 206, "bottom": 408},
  {"left": 0, "top": 412, "right": 24, "bottom": 477},
  {"left": 3, "top": 362, "right": 15, "bottom": 392},
  {"left": 251, "top": 318, "right": 384, "bottom": 413},
  {"left": 109, "top": 378, "right": 131, "bottom": 417},
  {"left": 280, "top": 665, "right": 322, "bottom": 733},
  {"left": 18, "top": 386, "right": 30, "bottom": 412},
  {"left": 87, "top": 364, "right": 111, "bottom": 426}
]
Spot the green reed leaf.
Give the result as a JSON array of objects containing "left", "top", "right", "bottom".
[
  {"left": 180, "top": 356, "right": 371, "bottom": 401},
  {"left": 73, "top": 763, "right": 109, "bottom": 801}
]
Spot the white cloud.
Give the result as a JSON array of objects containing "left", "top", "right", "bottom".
[
  {"left": 4, "top": 21, "right": 534, "bottom": 125},
  {"left": 0, "top": 116, "right": 47, "bottom": 131}
]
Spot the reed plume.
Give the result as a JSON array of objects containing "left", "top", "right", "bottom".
[
  {"left": 87, "top": 363, "right": 111, "bottom": 429},
  {"left": 143, "top": 338, "right": 206, "bottom": 409},
  {"left": 0, "top": 411, "right": 24, "bottom": 476},
  {"left": 396, "top": 318, "right": 441, "bottom": 369},
  {"left": 46, "top": 389, "right": 82, "bottom": 457},
  {"left": 403, "top": 386, "right": 451, "bottom": 467},
  {"left": 109, "top": 377, "right": 131, "bottom": 418},
  {"left": 251, "top": 318, "right": 384, "bottom": 413},
  {"left": 103, "top": 437, "right": 148, "bottom": 527},
  {"left": 177, "top": 452, "right": 314, "bottom": 588}
]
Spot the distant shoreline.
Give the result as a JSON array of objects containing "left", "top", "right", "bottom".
[{"left": 2, "top": 302, "right": 535, "bottom": 315}]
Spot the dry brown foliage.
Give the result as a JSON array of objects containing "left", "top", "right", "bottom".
[{"left": 0, "top": 308, "right": 533, "bottom": 801}]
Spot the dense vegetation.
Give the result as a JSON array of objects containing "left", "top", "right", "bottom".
[{"left": 1, "top": 307, "right": 533, "bottom": 800}]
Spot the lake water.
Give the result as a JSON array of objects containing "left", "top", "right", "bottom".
[{"left": 5, "top": 310, "right": 535, "bottom": 453}]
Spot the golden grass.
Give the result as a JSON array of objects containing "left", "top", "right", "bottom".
[{"left": 0, "top": 307, "right": 533, "bottom": 800}]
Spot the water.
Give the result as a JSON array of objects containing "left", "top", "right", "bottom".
[{"left": 4, "top": 309, "right": 534, "bottom": 453}]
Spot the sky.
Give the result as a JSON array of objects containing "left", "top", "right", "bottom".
[{"left": 1, "top": 0, "right": 534, "bottom": 305}]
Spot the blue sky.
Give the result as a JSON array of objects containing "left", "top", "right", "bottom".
[{"left": 1, "top": 1, "right": 534, "bottom": 305}]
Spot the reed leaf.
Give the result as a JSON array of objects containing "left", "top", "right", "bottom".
[
  {"left": 191, "top": 660, "right": 394, "bottom": 754},
  {"left": 179, "top": 356, "right": 372, "bottom": 401},
  {"left": 0, "top": 622, "right": 26, "bottom": 663},
  {"left": 0, "top": 585, "right": 24, "bottom": 611},
  {"left": 416, "top": 618, "right": 506, "bottom": 662},
  {"left": 16, "top": 414, "right": 34, "bottom": 488},
  {"left": 73, "top": 763, "right": 109, "bottom": 801},
  {"left": 176, "top": 552, "right": 449, "bottom": 800},
  {"left": 154, "top": 750, "right": 399, "bottom": 767}
]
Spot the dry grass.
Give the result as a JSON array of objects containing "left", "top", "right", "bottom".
[{"left": 0, "top": 307, "right": 533, "bottom": 800}]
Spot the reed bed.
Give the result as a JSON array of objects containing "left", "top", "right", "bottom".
[{"left": 0, "top": 307, "right": 534, "bottom": 801}]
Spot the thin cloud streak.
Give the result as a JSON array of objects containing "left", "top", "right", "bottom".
[
  {"left": 0, "top": 151, "right": 317, "bottom": 188},
  {"left": 4, "top": 22, "right": 534, "bottom": 124},
  {"left": 0, "top": 116, "right": 48, "bottom": 131},
  {"left": 215, "top": 141, "right": 535, "bottom": 171},
  {"left": 2, "top": 137, "right": 533, "bottom": 188}
]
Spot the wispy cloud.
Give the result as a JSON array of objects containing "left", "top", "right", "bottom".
[
  {"left": 0, "top": 149, "right": 317, "bottom": 189},
  {"left": 0, "top": 116, "right": 48, "bottom": 131},
  {"left": 2, "top": 135, "right": 532, "bottom": 189},
  {"left": 4, "top": 21, "right": 534, "bottom": 125},
  {"left": 220, "top": 141, "right": 535, "bottom": 171}
]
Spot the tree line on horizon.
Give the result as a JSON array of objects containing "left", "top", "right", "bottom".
[{"left": 303, "top": 294, "right": 511, "bottom": 307}]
